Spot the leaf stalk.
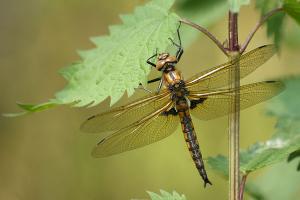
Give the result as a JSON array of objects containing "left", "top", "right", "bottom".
[
  {"left": 239, "top": 174, "right": 248, "bottom": 200},
  {"left": 180, "top": 18, "right": 229, "bottom": 56},
  {"left": 240, "top": 7, "right": 284, "bottom": 53}
]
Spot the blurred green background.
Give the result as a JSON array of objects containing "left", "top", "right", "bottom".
[{"left": 1, "top": 0, "right": 300, "bottom": 199}]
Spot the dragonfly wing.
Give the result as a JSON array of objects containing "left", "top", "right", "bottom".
[
  {"left": 189, "top": 81, "right": 284, "bottom": 120},
  {"left": 81, "top": 90, "right": 171, "bottom": 133},
  {"left": 92, "top": 102, "right": 179, "bottom": 157},
  {"left": 185, "top": 45, "right": 276, "bottom": 91}
]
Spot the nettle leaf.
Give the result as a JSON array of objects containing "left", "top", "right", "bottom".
[
  {"left": 147, "top": 190, "right": 187, "bottom": 200},
  {"left": 56, "top": 0, "right": 180, "bottom": 107},
  {"left": 228, "top": 0, "right": 250, "bottom": 12},
  {"left": 266, "top": 12, "right": 286, "bottom": 48},
  {"left": 9, "top": 0, "right": 180, "bottom": 115},
  {"left": 208, "top": 136, "right": 300, "bottom": 175},
  {"left": 266, "top": 77, "right": 300, "bottom": 119},
  {"left": 283, "top": 0, "right": 300, "bottom": 24},
  {"left": 207, "top": 155, "right": 228, "bottom": 177},
  {"left": 267, "top": 77, "right": 300, "bottom": 172},
  {"left": 208, "top": 77, "right": 300, "bottom": 176},
  {"left": 246, "top": 161, "right": 300, "bottom": 200}
]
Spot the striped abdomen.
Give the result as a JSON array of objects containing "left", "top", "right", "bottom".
[{"left": 176, "top": 99, "right": 212, "bottom": 187}]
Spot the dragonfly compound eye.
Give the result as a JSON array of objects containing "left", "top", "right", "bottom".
[
  {"left": 158, "top": 53, "right": 169, "bottom": 60},
  {"left": 156, "top": 55, "right": 178, "bottom": 71}
]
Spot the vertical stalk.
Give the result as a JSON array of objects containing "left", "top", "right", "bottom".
[{"left": 228, "top": 11, "right": 240, "bottom": 200}]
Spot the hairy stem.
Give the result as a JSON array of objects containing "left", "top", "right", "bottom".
[
  {"left": 180, "top": 18, "right": 229, "bottom": 56},
  {"left": 240, "top": 7, "right": 284, "bottom": 53},
  {"left": 239, "top": 174, "right": 248, "bottom": 200},
  {"left": 228, "top": 11, "right": 240, "bottom": 200}
]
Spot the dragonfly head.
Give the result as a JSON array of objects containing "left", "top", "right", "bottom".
[{"left": 156, "top": 53, "right": 177, "bottom": 72}]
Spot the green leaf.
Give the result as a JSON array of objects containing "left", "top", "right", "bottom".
[
  {"left": 55, "top": 0, "right": 180, "bottom": 107},
  {"left": 266, "top": 12, "right": 285, "bottom": 48},
  {"left": 283, "top": 0, "right": 300, "bottom": 24},
  {"left": 3, "top": 102, "right": 58, "bottom": 117},
  {"left": 147, "top": 190, "right": 187, "bottom": 200},
  {"left": 246, "top": 160, "right": 300, "bottom": 200},
  {"left": 240, "top": 136, "right": 300, "bottom": 174},
  {"left": 266, "top": 77, "right": 300, "bottom": 119},
  {"left": 208, "top": 136, "right": 300, "bottom": 175},
  {"left": 11, "top": 0, "right": 180, "bottom": 116},
  {"left": 228, "top": 0, "right": 250, "bottom": 12},
  {"left": 208, "top": 77, "right": 300, "bottom": 176},
  {"left": 207, "top": 155, "right": 228, "bottom": 177}
]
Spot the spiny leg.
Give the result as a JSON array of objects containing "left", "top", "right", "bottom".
[
  {"left": 136, "top": 77, "right": 162, "bottom": 94},
  {"left": 146, "top": 48, "right": 158, "bottom": 67},
  {"left": 136, "top": 84, "right": 153, "bottom": 94},
  {"left": 147, "top": 77, "right": 161, "bottom": 84},
  {"left": 155, "top": 77, "right": 164, "bottom": 94},
  {"left": 169, "top": 22, "right": 184, "bottom": 61}
]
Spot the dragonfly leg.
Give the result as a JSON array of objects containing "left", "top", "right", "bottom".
[
  {"left": 155, "top": 78, "right": 164, "bottom": 94},
  {"left": 136, "top": 77, "right": 162, "bottom": 94},
  {"left": 146, "top": 48, "right": 158, "bottom": 67},
  {"left": 147, "top": 77, "right": 161, "bottom": 84},
  {"left": 169, "top": 22, "right": 184, "bottom": 61},
  {"left": 136, "top": 84, "right": 153, "bottom": 94}
]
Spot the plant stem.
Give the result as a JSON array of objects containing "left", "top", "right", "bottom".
[
  {"left": 180, "top": 18, "right": 229, "bottom": 56},
  {"left": 228, "top": 12, "right": 239, "bottom": 51},
  {"left": 239, "top": 174, "right": 248, "bottom": 200},
  {"left": 228, "top": 11, "right": 240, "bottom": 200},
  {"left": 240, "top": 7, "right": 284, "bottom": 53}
]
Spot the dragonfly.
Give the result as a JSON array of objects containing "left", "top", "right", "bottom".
[{"left": 81, "top": 23, "right": 284, "bottom": 187}]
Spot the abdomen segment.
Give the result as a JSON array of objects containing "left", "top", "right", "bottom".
[{"left": 177, "top": 105, "right": 212, "bottom": 187}]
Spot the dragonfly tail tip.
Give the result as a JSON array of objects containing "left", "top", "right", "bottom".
[{"left": 203, "top": 179, "right": 212, "bottom": 188}]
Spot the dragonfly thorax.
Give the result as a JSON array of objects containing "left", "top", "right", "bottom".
[{"left": 169, "top": 80, "right": 189, "bottom": 100}]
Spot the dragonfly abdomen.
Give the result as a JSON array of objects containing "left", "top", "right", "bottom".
[{"left": 177, "top": 100, "right": 212, "bottom": 187}]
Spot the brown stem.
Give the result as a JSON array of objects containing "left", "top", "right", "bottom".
[
  {"left": 228, "top": 12, "right": 239, "bottom": 51},
  {"left": 239, "top": 174, "right": 248, "bottom": 200},
  {"left": 240, "top": 7, "right": 284, "bottom": 53},
  {"left": 180, "top": 18, "right": 229, "bottom": 56},
  {"left": 228, "top": 11, "right": 240, "bottom": 200}
]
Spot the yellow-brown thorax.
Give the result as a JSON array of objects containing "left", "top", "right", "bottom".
[
  {"left": 155, "top": 53, "right": 183, "bottom": 85},
  {"left": 163, "top": 69, "right": 182, "bottom": 86}
]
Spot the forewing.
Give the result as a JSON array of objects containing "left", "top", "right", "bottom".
[
  {"left": 92, "top": 102, "right": 179, "bottom": 157},
  {"left": 189, "top": 81, "right": 284, "bottom": 120},
  {"left": 81, "top": 90, "right": 171, "bottom": 133},
  {"left": 185, "top": 45, "right": 276, "bottom": 91}
]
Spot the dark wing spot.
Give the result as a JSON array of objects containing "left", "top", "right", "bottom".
[
  {"left": 161, "top": 107, "right": 178, "bottom": 116},
  {"left": 265, "top": 80, "right": 276, "bottom": 83},
  {"left": 97, "top": 138, "right": 106, "bottom": 145},
  {"left": 87, "top": 115, "right": 96, "bottom": 120},
  {"left": 258, "top": 44, "right": 267, "bottom": 49},
  {"left": 190, "top": 98, "right": 207, "bottom": 109}
]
